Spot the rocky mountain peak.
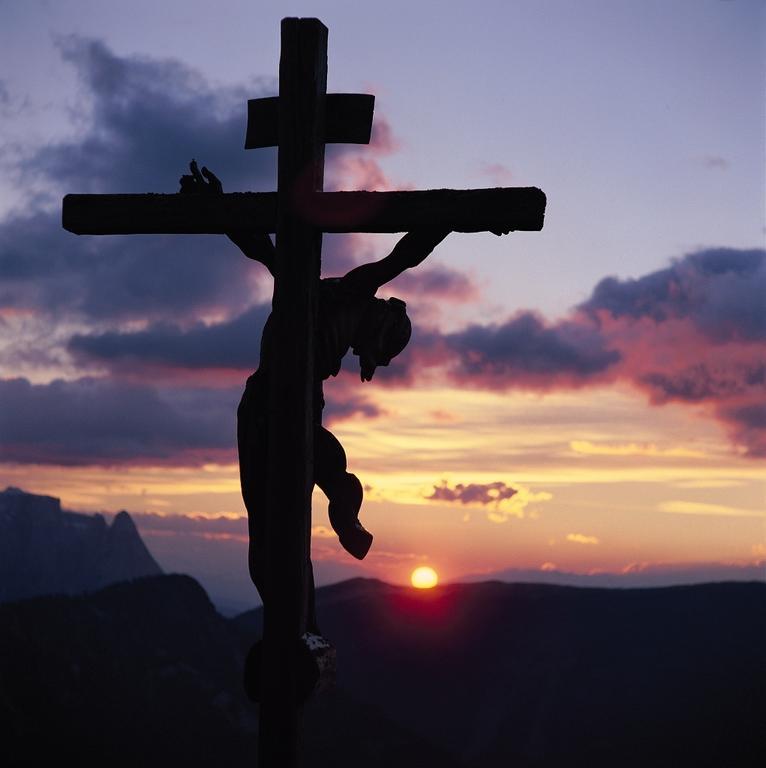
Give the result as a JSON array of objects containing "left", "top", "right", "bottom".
[{"left": 0, "top": 488, "right": 162, "bottom": 603}]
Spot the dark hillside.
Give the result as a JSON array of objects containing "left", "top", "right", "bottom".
[
  {"left": 1, "top": 575, "right": 763, "bottom": 766},
  {"left": 1, "top": 575, "right": 254, "bottom": 767},
  {"left": 238, "top": 579, "right": 766, "bottom": 767},
  {"left": 0, "top": 575, "right": 464, "bottom": 767}
]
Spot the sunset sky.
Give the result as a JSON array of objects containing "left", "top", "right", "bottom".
[{"left": 1, "top": 0, "right": 764, "bottom": 609}]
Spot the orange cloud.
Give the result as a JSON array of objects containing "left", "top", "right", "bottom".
[
  {"left": 658, "top": 501, "right": 765, "bottom": 518},
  {"left": 570, "top": 441, "right": 705, "bottom": 458}
]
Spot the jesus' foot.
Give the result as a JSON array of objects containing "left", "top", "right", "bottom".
[{"left": 337, "top": 520, "right": 373, "bottom": 560}]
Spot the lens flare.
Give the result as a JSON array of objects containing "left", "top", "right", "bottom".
[{"left": 410, "top": 566, "right": 439, "bottom": 589}]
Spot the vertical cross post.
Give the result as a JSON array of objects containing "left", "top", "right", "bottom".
[{"left": 258, "top": 18, "right": 327, "bottom": 767}]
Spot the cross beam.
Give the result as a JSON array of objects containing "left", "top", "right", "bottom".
[
  {"left": 246, "top": 93, "right": 375, "bottom": 148},
  {"left": 63, "top": 187, "right": 546, "bottom": 234}
]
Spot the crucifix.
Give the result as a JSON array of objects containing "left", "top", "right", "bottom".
[{"left": 63, "top": 17, "right": 546, "bottom": 767}]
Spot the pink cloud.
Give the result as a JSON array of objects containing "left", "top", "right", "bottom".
[
  {"left": 368, "top": 115, "right": 401, "bottom": 155},
  {"left": 478, "top": 162, "right": 514, "bottom": 185},
  {"left": 325, "top": 115, "right": 405, "bottom": 191},
  {"left": 388, "top": 263, "right": 480, "bottom": 304},
  {"left": 398, "top": 248, "right": 766, "bottom": 456}
]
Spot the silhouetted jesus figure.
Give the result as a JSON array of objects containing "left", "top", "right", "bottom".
[{"left": 180, "top": 161, "right": 449, "bottom": 633}]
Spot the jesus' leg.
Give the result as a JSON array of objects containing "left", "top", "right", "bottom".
[{"left": 314, "top": 425, "right": 373, "bottom": 560}]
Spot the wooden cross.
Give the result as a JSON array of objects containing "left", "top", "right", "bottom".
[{"left": 62, "top": 17, "right": 546, "bottom": 767}]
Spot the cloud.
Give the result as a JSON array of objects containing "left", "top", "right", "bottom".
[
  {"left": 320, "top": 232, "right": 377, "bottom": 277},
  {"left": 427, "top": 480, "right": 518, "bottom": 506},
  {"left": 700, "top": 155, "right": 729, "bottom": 171},
  {"left": 2, "top": 37, "right": 417, "bottom": 320},
  {"left": 462, "top": 560, "right": 766, "bottom": 587},
  {"left": 580, "top": 248, "right": 765, "bottom": 343},
  {"left": 443, "top": 312, "right": 621, "bottom": 387},
  {"left": 327, "top": 155, "right": 393, "bottom": 191},
  {"left": 0, "top": 371, "right": 381, "bottom": 466},
  {"left": 566, "top": 533, "right": 600, "bottom": 545},
  {"left": 367, "top": 116, "right": 401, "bottom": 156},
  {"left": 63, "top": 274, "right": 474, "bottom": 388},
  {"left": 0, "top": 210, "right": 263, "bottom": 322},
  {"left": 1, "top": 43, "right": 471, "bottom": 337},
  {"left": 325, "top": 115, "right": 401, "bottom": 191},
  {"left": 425, "top": 480, "right": 550, "bottom": 523},
  {"left": 1, "top": 38, "right": 278, "bottom": 324},
  {"left": 318, "top": 233, "right": 480, "bottom": 309},
  {"left": 10, "top": 244, "right": 765, "bottom": 465},
  {"left": 391, "top": 248, "right": 765, "bottom": 457},
  {"left": 658, "top": 501, "right": 765, "bottom": 518},
  {"left": 639, "top": 362, "right": 765, "bottom": 403},
  {"left": 589, "top": 250, "right": 766, "bottom": 456},
  {"left": 322, "top": 374, "right": 385, "bottom": 424},
  {"left": 3, "top": 38, "right": 764, "bottom": 464},
  {"left": 68, "top": 303, "right": 271, "bottom": 372},
  {"left": 0, "top": 377, "right": 239, "bottom": 466},
  {"left": 25, "top": 36, "right": 275, "bottom": 196},
  {"left": 428, "top": 409, "right": 459, "bottom": 423},
  {"left": 130, "top": 512, "right": 248, "bottom": 542},
  {"left": 388, "top": 263, "right": 479, "bottom": 303},
  {"left": 326, "top": 249, "right": 766, "bottom": 457},
  {"left": 720, "top": 402, "right": 766, "bottom": 457},
  {"left": 478, "top": 162, "right": 514, "bottom": 185},
  {"left": 323, "top": 391, "right": 383, "bottom": 424},
  {"left": 311, "top": 525, "right": 335, "bottom": 539},
  {"left": 569, "top": 441, "right": 705, "bottom": 458}
]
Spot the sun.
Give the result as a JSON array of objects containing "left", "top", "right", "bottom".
[{"left": 410, "top": 566, "right": 439, "bottom": 589}]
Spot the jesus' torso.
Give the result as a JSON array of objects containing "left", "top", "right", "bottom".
[{"left": 248, "top": 277, "right": 373, "bottom": 416}]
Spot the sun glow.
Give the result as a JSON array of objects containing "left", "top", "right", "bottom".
[{"left": 410, "top": 566, "right": 439, "bottom": 589}]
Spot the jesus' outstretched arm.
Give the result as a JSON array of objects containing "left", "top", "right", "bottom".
[
  {"left": 340, "top": 228, "right": 451, "bottom": 294},
  {"left": 227, "top": 230, "right": 276, "bottom": 276}
]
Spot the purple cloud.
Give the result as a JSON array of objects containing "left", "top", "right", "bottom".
[
  {"left": 2, "top": 38, "right": 277, "bottom": 323},
  {"left": 640, "top": 362, "right": 766, "bottom": 404},
  {"left": 0, "top": 213, "right": 261, "bottom": 321},
  {"left": 323, "top": 389, "right": 383, "bottom": 424},
  {"left": 388, "top": 263, "right": 479, "bottom": 303},
  {"left": 719, "top": 402, "right": 766, "bottom": 458},
  {"left": 0, "top": 377, "right": 239, "bottom": 466},
  {"left": 68, "top": 303, "right": 271, "bottom": 371},
  {"left": 377, "top": 249, "right": 764, "bottom": 456},
  {"left": 427, "top": 481, "right": 518, "bottom": 506},
  {"left": 444, "top": 312, "right": 620, "bottom": 385},
  {"left": 580, "top": 248, "right": 766, "bottom": 343},
  {"left": 130, "top": 512, "right": 248, "bottom": 539},
  {"left": 24, "top": 36, "right": 276, "bottom": 195}
]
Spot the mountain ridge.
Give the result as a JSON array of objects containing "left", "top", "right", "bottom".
[{"left": 0, "top": 486, "right": 162, "bottom": 603}]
